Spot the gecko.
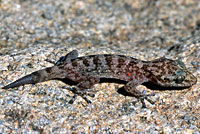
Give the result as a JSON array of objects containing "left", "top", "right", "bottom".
[{"left": 2, "top": 50, "right": 197, "bottom": 107}]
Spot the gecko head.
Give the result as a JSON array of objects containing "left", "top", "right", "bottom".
[{"left": 148, "top": 58, "right": 197, "bottom": 88}]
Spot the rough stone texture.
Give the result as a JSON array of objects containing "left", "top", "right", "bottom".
[{"left": 0, "top": 0, "right": 199, "bottom": 133}]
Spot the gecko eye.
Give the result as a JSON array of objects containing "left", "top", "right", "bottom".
[{"left": 174, "top": 70, "right": 186, "bottom": 84}]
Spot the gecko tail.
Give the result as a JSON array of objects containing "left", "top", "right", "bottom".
[{"left": 2, "top": 74, "right": 36, "bottom": 89}]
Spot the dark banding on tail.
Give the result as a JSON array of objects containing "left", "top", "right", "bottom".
[{"left": 2, "top": 74, "right": 36, "bottom": 89}]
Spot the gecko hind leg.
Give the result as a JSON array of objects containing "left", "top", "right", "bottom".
[
  {"left": 45, "top": 50, "right": 78, "bottom": 65},
  {"left": 67, "top": 76, "right": 100, "bottom": 104}
]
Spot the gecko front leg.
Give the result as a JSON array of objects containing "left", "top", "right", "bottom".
[
  {"left": 67, "top": 75, "right": 100, "bottom": 104},
  {"left": 124, "top": 79, "right": 155, "bottom": 108}
]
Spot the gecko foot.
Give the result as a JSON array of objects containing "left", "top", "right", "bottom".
[
  {"left": 66, "top": 87, "right": 95, "bottom": 104},
  {"left": 69, "top": 94, "right": 92, "bottom": 104},
  {"left": 134, "top": 93, "right": 155, "bottom": 108}
]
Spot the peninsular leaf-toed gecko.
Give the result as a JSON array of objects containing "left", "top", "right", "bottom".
[{"left": 2, "top": 50, "right": 197, "bottom": 107}]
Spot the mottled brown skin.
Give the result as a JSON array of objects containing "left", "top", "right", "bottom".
[{"left": 3, "top": 50, "right": 197, "bottom": 107}]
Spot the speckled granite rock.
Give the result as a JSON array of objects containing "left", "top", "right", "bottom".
[{"left": 0, "top": 0, "right": 199, "bottom": 133}]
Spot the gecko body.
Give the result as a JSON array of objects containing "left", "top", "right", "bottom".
[{"left": 3, "top": 50, "right": 197, "bottom": 107}]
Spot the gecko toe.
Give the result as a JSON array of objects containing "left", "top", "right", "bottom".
[
  {"left": 44, "top": 59, "right": 56, "bottom": 65},
  {"left": 145, "top": 97, "right": 155, "bottom": 105},
  {"left": 69, "top": 94, "right": 77, "bottom": 104},
  {"left": 139, "top": 97, "right": 154, "bottom": 108},
  {"left": 141, "top": 99, "right": 147, "bottom": 108},
  {"left": 82, "top": 96, "right": 92, "bottom": 103},
  {"left": 86, "top": 93, "right": 95, "bottom": 98},
  {"left": 69, "top": 94, "right": 92, "bottom": 104},
  {"left": 134, "top": 93, "right": 155, "bottom": 108},
  {"left": 144, "top": 93, "right": 155, "bottom": 104},
  {"left": 66, "top": 87, "right": 93, "bottom": 104}
]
